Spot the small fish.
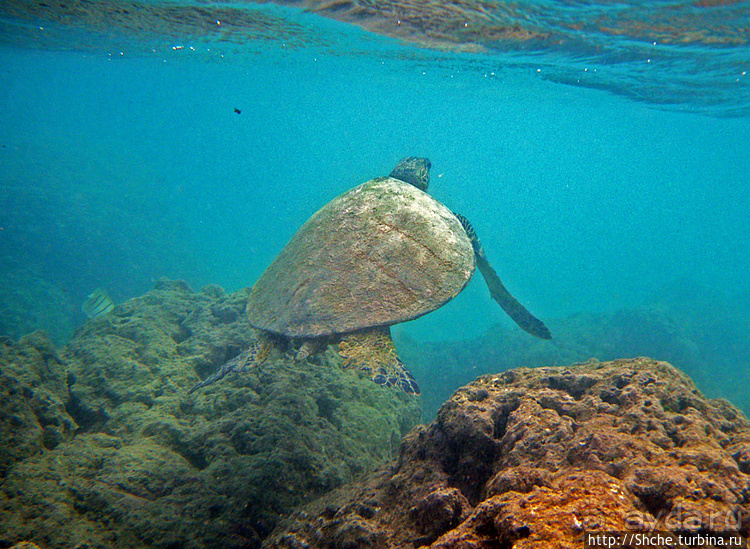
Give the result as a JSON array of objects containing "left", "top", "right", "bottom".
[
  {"left": 233, "top": 107, "right": 241, "bottom": 114},
  {"left": 82, "top": 288, "right": 115, "bottom": 318}
]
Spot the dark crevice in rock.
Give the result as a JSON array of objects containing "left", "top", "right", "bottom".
[
  {"left": 733, "top": 447, "right": 750, "bottom": 474},
  {"left": 492, "top": 398, "right": 521, "bottom": 440},
  {"left": 544, "top": 372, "right": 599, "bottom": 399},
  {"left": 65, "top": 388, "right": 109, "bottom": 432},
  {"left": 632, "top": 485, "right": 673, "bottom": 518},
  {"left": 210, "top": 303, "right": 241, "bottom": 325},
  {"left": 171, "top": 320, "right": 192, "bottom": 343}
]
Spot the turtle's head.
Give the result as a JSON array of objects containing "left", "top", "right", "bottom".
[{"left": 389, "top": 157, "right": 431, "bottom": 192}]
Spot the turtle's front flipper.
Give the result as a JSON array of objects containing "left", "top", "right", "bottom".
[
  {"left": 338, "top": 327, "right": 420, "bottom": 395},
  {"left": 188, "top": 336, "right": 273, "bottom": 393},
  {"left": 455, "top": 213, "right": 552, "bottom": 340}
]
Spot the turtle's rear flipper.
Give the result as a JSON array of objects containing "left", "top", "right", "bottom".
[
  {"left": 475, "top": 253, "right": 551, "bottom": 340},
  {"left": 456, "top": 213, "right": 552, "bottom": 340},
  {"left": 338, "top": 327, "right": 420, "bottom": 395},
  {"left": 188, "top": 338, "right": 271, "bottom": 393}
]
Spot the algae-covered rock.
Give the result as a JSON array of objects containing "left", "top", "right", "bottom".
[
  {"left": 0, "top": 280, "right": 421, "bottom": 549},
  {"left": 268, "top": 358, "right": 750, "bottom": 548},
  {"left": 0, "top": 331, "right": 76, "bottom": 476}
]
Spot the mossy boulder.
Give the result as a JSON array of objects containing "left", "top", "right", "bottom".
[
  {"left": 0, "top": 331, "right": 76, "bottom": 476},
  {"left": 0, "top": 280, "right": 421, "bottom": 548}
]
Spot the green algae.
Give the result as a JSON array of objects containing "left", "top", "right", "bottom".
[{"left": 0, "top": 279, "right": 421, "bottom": 548}]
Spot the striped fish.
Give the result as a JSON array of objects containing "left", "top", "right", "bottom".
[{"left": 82, "top": 288, "right": 115, "bottom": 318}]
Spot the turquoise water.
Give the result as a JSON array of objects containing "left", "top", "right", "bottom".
[{"left": 1, "top": 2, "right": 749, "bottom": 374}]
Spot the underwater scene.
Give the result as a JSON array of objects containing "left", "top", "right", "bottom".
[{"left": 1, "top": 1, "right": 750, "bottom": 548}]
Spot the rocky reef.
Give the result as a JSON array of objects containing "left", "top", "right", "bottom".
[
  {"left": 3, "top": 280, "right": 750, "bottom": 549},
  {"left": 269, "top": 358, "right": 750, "bottom": 548},
  {"left": 0, "top": 280, "right": 420, "bottom": 549}
]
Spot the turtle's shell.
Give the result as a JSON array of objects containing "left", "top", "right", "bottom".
[{"left": 246, "top": 177, "right": 475, "bottom": 338}]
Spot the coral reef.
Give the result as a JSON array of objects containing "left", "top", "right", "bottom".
[
  {"left": 0, "top": 280, "right": 420, "bottom": 549},
  {"left": 269, "top": 358, "right": 750, "bottom": 548}
]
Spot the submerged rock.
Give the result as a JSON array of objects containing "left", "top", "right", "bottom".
[
  {"left": 268, "top": 358, "right": 750, "bottom": 548},
  {"left": 0, "top": 280, "right": 420, "bottom": 549},
  {"left": 0, "top": 331, "right": 76, "bottom": 475}
]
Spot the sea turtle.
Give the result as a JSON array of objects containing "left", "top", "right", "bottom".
[{"left": 190, "top": 157, "right": 550, "bottom": 395}]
